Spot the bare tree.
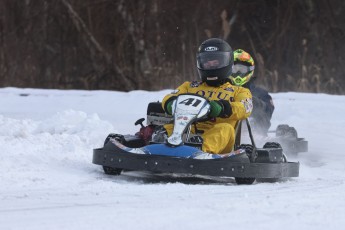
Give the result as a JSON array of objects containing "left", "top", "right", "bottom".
[{"left": 0, "top": 0, "right": 344, "bottom": 94}]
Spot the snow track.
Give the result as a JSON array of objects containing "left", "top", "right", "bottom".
[{"left": 0, "top": 88, "right": 345, "bottom": 230}]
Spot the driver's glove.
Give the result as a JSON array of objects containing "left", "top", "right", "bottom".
[
  {"left": 209, "top": 100, "right": 232, "bottom": 118},
  {"left": 164, "top": 96, "right": 177, "bottom": 115}
]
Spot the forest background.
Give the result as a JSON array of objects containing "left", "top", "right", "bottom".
[{"left": 0, "top": 0, "right": 344, "bottom": 94}]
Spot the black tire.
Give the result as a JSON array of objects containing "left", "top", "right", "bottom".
[
  {"left": 263, "top": 142, "right": 287, "bottom": 162},
  {"left": 234, "top": 144, "right": 256, "bottom": 184},
  {"left": 276, "top": 124, "right": 290, "bottom": 137},
  {"left": 263, "top": 142, "right": 282, "bottom": 149},
  {"left": 235, "top": 177, "right": 256, "bottom": 185},
  {"left": 286, "top": 127, "right": 298, "bottom": 138},
  {"left": 258, "top": 142, "right": 286, "bottom": 183},
  {"left": 103, "top": 133, "right": 124, "bottom": 146},
  {"left": 103, "top": 166, "right": 122, "bottom": 175},
  {"left": 256, "top": 178, "right": 282, "bottom": 183},
  {"left": 276, "top": 125, "right": 298, "bottom": 138},
  {"left": 102, "top": 133, "right": 124, "bottom": 176},
  {"left": 237, "top": 144, "right": 256, "bottom": 163}
]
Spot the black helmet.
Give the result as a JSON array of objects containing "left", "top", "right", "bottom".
[{"left": 196, "top": 38, "right": 233, "bottom": 86}]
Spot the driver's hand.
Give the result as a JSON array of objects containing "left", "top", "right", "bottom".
[
  {"left": 166, "top": 100, "right": 175, "bottom": 115},
  {"left": 209, "top": 100, "right": 232, "bottom": 118},
  {"left": 164, "top": 96, "right": 177, "bottom": 115}
]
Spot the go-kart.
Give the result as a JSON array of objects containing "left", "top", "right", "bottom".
[
  {"left": 92, "top": 94, "right": 299, "bottom": 185},
  {"left": 268, "top": 124, "right": 308, "bottom": 154},
  {"left": 240, "top": 120, "right": 308, "bottom": 155}
]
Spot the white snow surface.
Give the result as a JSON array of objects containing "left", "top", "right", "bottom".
[{"left": 1, "top": 87, "right": 345, "bottom": 230}]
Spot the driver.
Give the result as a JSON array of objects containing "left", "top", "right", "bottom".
[
  {"left": 229, "top": 49, "right": 275, "bottom": 136},
  {"left": 160, "top": 38, "right": 253, "bottom": 154}
]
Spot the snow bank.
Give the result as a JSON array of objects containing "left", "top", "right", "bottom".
[{"left": 0, "top": 87, "right": 345, "bottom": 230}]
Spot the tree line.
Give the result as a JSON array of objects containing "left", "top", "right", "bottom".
[{"left": 0, "top": 0, "right": 344, "bottom": 94}]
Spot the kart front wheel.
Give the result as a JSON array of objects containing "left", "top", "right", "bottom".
[
  {"left": 235, "top": 177, "right": 256, "bottom": 185},
  {"left": 102, "top": 134, "right": 124, "bottom": 176},
  {"left": 103, "top": 166, "right": 123, "bottom": 175}
]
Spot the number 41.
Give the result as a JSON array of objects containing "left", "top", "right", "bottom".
[{"left": 179, "top": 98, "right": 202, "bottom": 107}]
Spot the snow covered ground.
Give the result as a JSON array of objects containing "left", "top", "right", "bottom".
[{"left": 0, "top": 87, "right": 345, "bottom": 230}]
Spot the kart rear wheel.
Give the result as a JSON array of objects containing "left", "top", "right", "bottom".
[
  {"left": 262, "top": 142, "right": 287, "bottom": 162},
  {"left": 276, "top": 125, "right": 298, "bottom": 138},
  {"left": 238, "top": 144, "right": 256, "bottom": 163},
  {"left": 257, "top": 142, "right": 286, "bottom": 183},
  {"left": 263, "top": 142, "right": 282, "bottom": 149},
  {"left": 235, "top": 144, "right": 256, "bottom": 185}
]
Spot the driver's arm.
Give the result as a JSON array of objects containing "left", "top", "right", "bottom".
[
  {"left": 162, "top": 81, "right": 190, "bottom": 113},
  {"left": 229, "top": 87, "right": 253, "bottom": 120}
]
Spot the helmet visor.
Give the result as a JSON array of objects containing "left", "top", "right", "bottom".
[
  {"left": 197, "top": 52, "right": 231, "bottom": 70},
  {"left": 232, "top": 64, "right": 255, "bottom": 74}
]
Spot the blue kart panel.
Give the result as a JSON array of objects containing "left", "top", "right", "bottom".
[{"left": 143, "top": 144, "right": 221, "bottom": 159}]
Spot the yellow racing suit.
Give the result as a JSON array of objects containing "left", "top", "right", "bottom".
[{"left": 162, "top": 81, "right": 253, "bottom": 154}]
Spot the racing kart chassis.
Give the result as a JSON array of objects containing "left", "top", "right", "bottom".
[
  {"left": 92, "top": 94, "right": 300, "bottom": 184},
  {"left": 93, "top": 140, "right": 299, "bottom": 179}
]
